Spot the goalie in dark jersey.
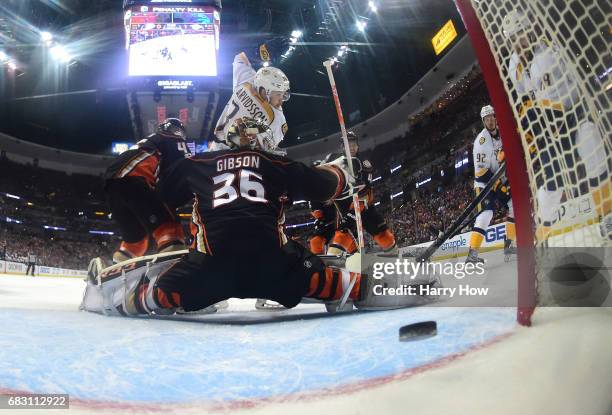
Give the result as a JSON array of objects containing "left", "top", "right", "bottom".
[
  {"left": 308, "top": 131, "right": 397, "bottom": 256},
  {"left": 82, "top": 118, "right": 425, "bottom": 316},
  {"left": 104, "top": 118, "right": 190, "bottom": 263}
]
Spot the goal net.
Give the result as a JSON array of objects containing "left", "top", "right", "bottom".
[{"left": 455, "top": 0, "right": 611, "bottom": 325}]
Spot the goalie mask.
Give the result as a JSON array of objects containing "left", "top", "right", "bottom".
[
  {"left": 157, "top": 118, "right": 187, "bottom": 140},
  {"left": 225, "top": 117, "right": 277, "bottom": 152}
]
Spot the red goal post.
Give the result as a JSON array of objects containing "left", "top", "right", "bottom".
[{"left": 455, "top": 0, "right": 536, "bottom": 326}]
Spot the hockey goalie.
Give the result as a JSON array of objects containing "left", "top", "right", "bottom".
[{"left": 81, "top": 118, "right": 436, "bottom": 317}]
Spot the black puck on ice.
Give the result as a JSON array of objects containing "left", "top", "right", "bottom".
[{"left": 399, "top": 321, "right": 437, "bottom": 342}]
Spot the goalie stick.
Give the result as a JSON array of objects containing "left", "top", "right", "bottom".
[
  {"left": 415, "top": 162, "right": 507, "bottom": 262},
  {"left": 323, "top": 60, "right": 365, "bottom": 251}
]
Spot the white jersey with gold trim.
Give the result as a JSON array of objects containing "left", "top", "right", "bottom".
[
  {"left": 473, "top": 128, "right": 503, "bottom": 189},
  {"left": 508, "top": 43, "right": 579, "bottom": 112},
  {"left": 211, "top": 53, "right": 287, "bottom": 151}
]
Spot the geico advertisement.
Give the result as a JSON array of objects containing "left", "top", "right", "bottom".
[{"left": 400, "top": 222, "right": 508, "bottom": 257}]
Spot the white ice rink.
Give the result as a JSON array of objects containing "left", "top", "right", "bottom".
[{"left": 0, "top": 250, "right": 611, "bottom": 415}]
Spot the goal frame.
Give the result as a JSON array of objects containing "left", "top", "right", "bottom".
[{"left": 454, "top": 0, "right": 537, "bottom": 326}]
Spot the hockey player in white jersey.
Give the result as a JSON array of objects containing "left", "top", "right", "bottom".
[
  {"left": 210, "top": 41, "right": 290, "bottom": 152},
  {"left": 503, "top": 10, "right": 611, "bottom": 241},
  {"left": 466, "top": 105, "right": 516, "bottom": 263}
]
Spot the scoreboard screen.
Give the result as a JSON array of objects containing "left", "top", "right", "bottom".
[{"left": 125, "top": 5, "right": 220, "bottom": 77}]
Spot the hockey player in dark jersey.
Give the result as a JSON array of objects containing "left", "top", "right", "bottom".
[
  {"left": 82, "top": 118, "right": 433, "bottom": 316},
  {"left": 308, "top": 131, "right": 397, "bottom": 256},
  {"left": 104, "top": 118, "right": 190, "bottom": 263}
]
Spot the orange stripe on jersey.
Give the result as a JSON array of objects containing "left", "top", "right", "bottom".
[
  {"left": 120, "top": 152, "right": 160, "bottom": 187},
  {"left": 317, "top": 165, "right": 345, "bottom": 200},
  {"left": 192, "top": 195, "right": 213, "bottom": 255}
]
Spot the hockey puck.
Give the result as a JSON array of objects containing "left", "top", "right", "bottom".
[{"left": 399, "top": 321, "right": 437, "bottom": 342}]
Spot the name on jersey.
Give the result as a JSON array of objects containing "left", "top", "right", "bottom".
[
  {"left": 236, "top": 87, "right": 267, "bottom": 121},
  {"left": 217, "top": 155, "right": 261, "bottom": 172}
]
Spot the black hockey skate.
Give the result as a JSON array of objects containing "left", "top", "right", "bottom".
[
  {"left": 465, "top": 248, "right": 485, "bottom": 264},
  {"left": 503, "top": 239, "right": 517, "bottom": 262}
]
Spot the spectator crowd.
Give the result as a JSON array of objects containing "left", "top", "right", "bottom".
[{"left": 0, "top": 69, "right": 510, "bottom": 269}]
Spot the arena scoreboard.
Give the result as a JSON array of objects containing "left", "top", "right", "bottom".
[{"left": 123, "top": 1, "right": 221, "bottom": 77}]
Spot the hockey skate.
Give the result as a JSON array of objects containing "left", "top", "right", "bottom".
[
  {"left": 599, "top": 213, "right": 612, "bottom": 241},
  {"left": 255, "top": 299, "right": 285, "bottom": 310},
  {"left": 465, "top": 248, "right": 485, "bottom": 264},
  {"left": 503, "top": 239, "right": 517, "bottom": 262},
  {"left": 178, "top": 300, "right": 229, "bottom": 315}
]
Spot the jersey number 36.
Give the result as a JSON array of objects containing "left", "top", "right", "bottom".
[{"left": 212, "top": 169, "right": 267, "bottom": 208}]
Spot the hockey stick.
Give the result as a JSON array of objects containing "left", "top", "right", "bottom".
[
  {"left": 323, "top": 60, "right": 365, "bottom": 251},
  {"left": 415, "top": 162, "right": 507, "bottom": 262}
]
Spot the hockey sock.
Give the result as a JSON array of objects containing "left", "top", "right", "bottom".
[
  {"left": 117, "top": 237, "right": 149, "bottom": 259},
  {"left": 309, "top": 235, "right": 327, "bottom": 255},
  {"left": 328, "top": 230, "right": 357, "bottom": 255},
  {"left": 306, "top": 268, "right": 360, "bottom": 301},
  {"left": 469, "top": 229, "right": 486, "bottom": 250},
  {"left": 591, "top": 180, "right": 612, "bottom": 218},
  {"left": 153, "top": 221, "right": 185, "bottom": 251},
  {"left": 373, "top": 229, "right": 396, "bottom": 251},
  {"left": 506, "top": 219, "right": 516, "bottom": 242}
]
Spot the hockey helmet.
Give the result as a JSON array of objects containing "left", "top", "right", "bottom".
[
  {"left": 226, "top": 117, "right": 277, "bottom": 152},
  {"left": 340, "top": 130, "right": 358, "bottom": 144},
  {"left": 157, "top": 118, "right": 187, "bottom": 140},
  {"left": 480, "top": 105, "right": 495, "bottom": 119},
  {"left": 502, "top": 10, "right": 530, "bottom": 39},
  {"left": 253, "top": 67, "right": 291, "bottom": 102}
]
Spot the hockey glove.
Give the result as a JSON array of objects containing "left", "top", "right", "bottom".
[{"left": 248, "top": 37, "right": 289, "bottom": 64}]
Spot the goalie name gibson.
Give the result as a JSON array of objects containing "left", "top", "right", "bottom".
[{"left": 373, "top": 284, "right": 489, "bottom": 297}]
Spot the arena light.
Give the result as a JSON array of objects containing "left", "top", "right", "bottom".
[
  {"left": 374, "top": 201, "right": 381, "bottom": 207},
  {"left": 292, "top": 200, "right": 307, "bottom": 205},
  {"left": 368, "top": 1, "right": 378, "bottom": 13},
  {"left": 262, "top": 61, "right": 270, "bottom": 67},
  {"left": 286, "top": 221, "right": 315, "bottom": 229},
  {"left": 416, "top": 177, "right": 432, "bottom": 188},
  {"left": 5, "top": 193, "right": 20, "bottom": 200},
  {"left": 50, "top": 44, "right": 72, "bottom": 63},
  {"left": 391, "top": 191, "right": 404, "bottom": 200},
  {"left": 89, "top": 230, "right": 114, "bottom": 235},
  {"left": 40, "top": 31, "right": 53, "bottom": 44},
  {"left": 291, "top": 30, "right": 303, "bottom": 39},
  {"left": 44, "top": 225, "right": 66, "bottom": 231},
  {"left": 6, "top": 217, "right": 22, "bottom": 224},
  {"left": 390, "top": 164, "right": 402, "bottom": 173},
  {"left": 7, "top": 61, "right": 17, "bottom": 70},
  {"left": 0, "top": 51, "right": 8, "bottom": 62},
  {"left": 372, "top": 176, "right": 382, "bottom": 182},
  {"left": 356, "top": 20, "right": 367, "bottom": 32}
]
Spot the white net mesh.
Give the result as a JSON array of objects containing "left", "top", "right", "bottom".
[{"left": 467, "top": 0, "right": 611, "bottom": 305}]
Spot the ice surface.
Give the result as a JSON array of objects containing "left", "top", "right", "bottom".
[{"left": 0, "top": 250, "right": 610, "bottom": 415}]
